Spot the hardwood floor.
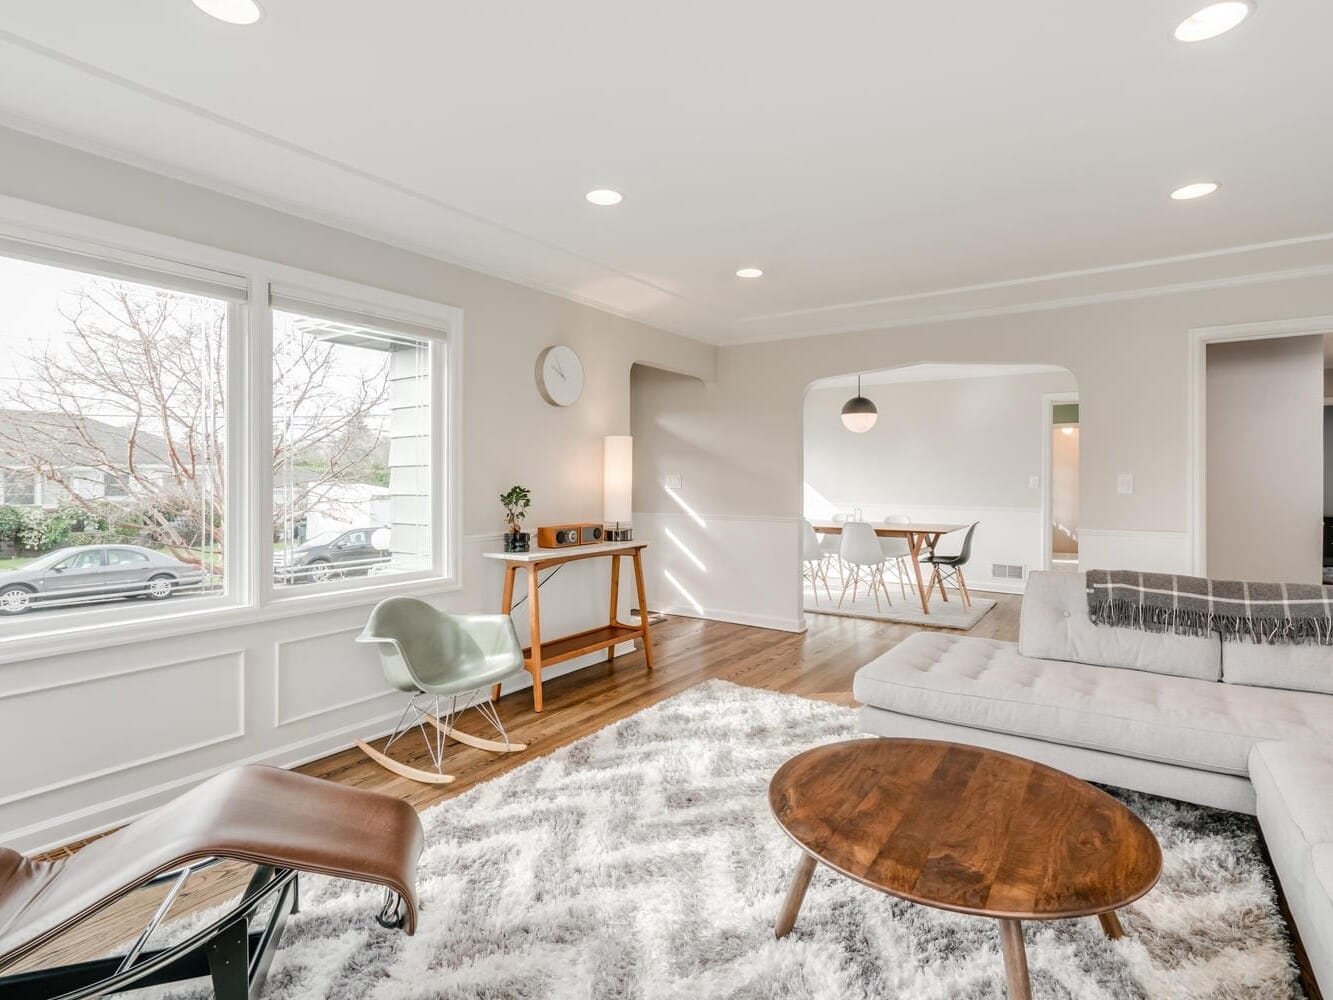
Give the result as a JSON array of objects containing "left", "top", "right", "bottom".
[{"left": 8, "top": 596, "right": 1026, "bottom": 974}]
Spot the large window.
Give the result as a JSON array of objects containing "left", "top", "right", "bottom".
[
  {"left": 271, "top": 306, "right": 434, "bottom": 591},
  {"left": 0, "top": 227, "right": 452, "bottom": 641},
  {"left": 0, "top": 250, "right": 230, "bottom": 618}
]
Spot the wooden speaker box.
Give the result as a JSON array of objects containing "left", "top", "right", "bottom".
[{"left": 537, "top": 523, "right": 604, "bottom": 548}]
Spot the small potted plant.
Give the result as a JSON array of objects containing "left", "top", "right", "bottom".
[{"left": 500, "top": 485, "right": 532, "bottom": 552}]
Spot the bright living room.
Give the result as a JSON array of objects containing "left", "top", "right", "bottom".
[{"left": 1, "top": 3, "right": 1332, "bottom": 999}]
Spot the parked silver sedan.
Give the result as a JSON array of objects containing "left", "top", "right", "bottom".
[{"left": 0, "top": 545, "right": 207, "bottom": 615}]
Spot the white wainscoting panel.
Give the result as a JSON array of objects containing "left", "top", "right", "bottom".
[
  {"left": 0, "top": 533, "right": 647, "bottom": 853},
  {"left": 273, "top": 625, "right": 393, "bottom": 727},
  {"left": 1077, "top": 529, "right": 1191, "bottom": 574},
  {"left": 634, "top": 512, "right": 805, "bottom": 631},
  {"left": 0, "top": 651, "right": 244, "bottom": 805}
]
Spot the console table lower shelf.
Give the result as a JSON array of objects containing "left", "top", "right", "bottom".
[{"left": 483, "top": 541, "right": 655, "bottom": 712}]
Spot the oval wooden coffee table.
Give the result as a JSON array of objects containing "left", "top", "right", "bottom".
[{"left": 769, "top": 738, "right": 1162, "bottom": 999}]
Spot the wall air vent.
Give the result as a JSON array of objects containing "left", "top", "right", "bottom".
[{"left": 991, "top": 564, "right": 1026, "bottom": 579}]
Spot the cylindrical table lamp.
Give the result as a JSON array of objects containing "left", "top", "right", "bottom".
[{"left": 603, "top": 435, "right": 633, "bottom": 542}]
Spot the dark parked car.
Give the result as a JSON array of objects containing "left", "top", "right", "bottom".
[
  {"left": 273, "top": 526, "right": 390, "bottom": 584},
  {"left": 0, "top": 545, "right": 206, "bottom": 615}
]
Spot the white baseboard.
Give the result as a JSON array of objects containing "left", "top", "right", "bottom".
[{"left": 654, "top": 603, "right": 805, "bottom": 633}]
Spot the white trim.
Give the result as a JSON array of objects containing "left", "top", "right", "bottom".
[
  {"left": 654, "top": 603, "right": 805, "bottom": 633},
  {"left": 0, "top": 575, "right": 464, "bottom": 668},
  {"left": 0, "top": 193, "right": 465, "bottom": 664},
  {"left": 1186, "top": 315, "right": 1333, "bottom": 576},
  {"left": 722, "top": 263, "right": 1333, "bottom": 346},
  {"left": 741, "top": 234, "right": 1333, "bottom": 325},
  {"left": 1040, "top": 391, "right": 1079, "bottom": 572}
]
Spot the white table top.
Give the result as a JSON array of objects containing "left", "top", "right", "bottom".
[{"left": 481, "top": 540, "right": 646, "bottom": 563}]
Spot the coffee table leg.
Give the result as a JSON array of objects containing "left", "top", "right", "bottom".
[
  {"left": 998, "top": 919, "right": 1032, "bottom": 1000},
  {"left": 1098, "top": 910, "right": 1125, "bottom": 939},
  {"left": 775, "top": 853, "right": 817, "bottom": 939}
]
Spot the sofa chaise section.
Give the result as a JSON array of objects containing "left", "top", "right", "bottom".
[
  {"left": 1250, "top": 741, "right": 1333, "bottom": 992},
  {"left": 854, "top": 631, "right": 1333, "bottom": 814}
]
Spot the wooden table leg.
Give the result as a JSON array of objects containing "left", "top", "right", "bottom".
[
  {"left": 527, "top": 564, "right": 544, "bottom": 713},
  {"left": 775, "top": 852, "right": 817, "bottom": 939},
  {"left": 632, "top": 549, "right": 654, "bottom": 669},
  {"left": 492, "top": 564, "right": 517, "bottom": 703},
  {"left": 998, "top": 919, "right": 1032, "bottom": 1000},
  {"left": 1098, "top": 910, "right": 1124, "bottom": 939},
  {"left": 607, "top": 554, "right": 621, "bottom": 665},
  {"left": 907, "top": 532, "right": 931, "bottom": 614}
]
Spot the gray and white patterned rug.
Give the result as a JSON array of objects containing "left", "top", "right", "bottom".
[{"left": 149, "top": 680, "right": 1302, "bottom": 999}]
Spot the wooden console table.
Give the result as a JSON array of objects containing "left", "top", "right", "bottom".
[{"left": 482, "top": 541, "right": 654, "bottom": 712}]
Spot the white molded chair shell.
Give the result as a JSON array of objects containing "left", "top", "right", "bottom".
[
  {"left": 840, "top": 522, "right": 886, "bottom": 567},
  {"left": 879, "top": 515, "right": 912, "bottom": 559},
  {"left": 802, "top": 521, "right": 824, "bottom": 562},
  {"left": 357, "top": 597, "right": 525, "bottom": 696}
]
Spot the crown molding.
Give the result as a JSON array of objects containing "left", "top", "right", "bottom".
[{"left": 718, "top": 262, "right": 1333, "bottom": 346}]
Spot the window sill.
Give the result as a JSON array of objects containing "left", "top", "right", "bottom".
[{"left": 0, "top": 574, "right": 463, "bottom": 667}]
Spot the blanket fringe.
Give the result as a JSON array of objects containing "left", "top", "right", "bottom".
[{"left": 1089, "top": 598, "right": 1333, "bottom": 645}]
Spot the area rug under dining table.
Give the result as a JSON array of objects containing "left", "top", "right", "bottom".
[{"left": 148, "top": 680, "right": 1302, "bottom": 999}]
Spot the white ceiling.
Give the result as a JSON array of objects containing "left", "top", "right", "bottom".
[{"left": 1, "top": 1, "right": 1332, "bottom": 346}]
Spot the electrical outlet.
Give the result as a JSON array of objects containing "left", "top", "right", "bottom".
[
  {"left": 664, "top": 474, "right": 682, "bottom": 490},
  {"left": 1117, "top": 473, "right": 1134, "bottom": 495},
  {"left": 1028, "top": 475, "right": 1040, "bottom": 490}
]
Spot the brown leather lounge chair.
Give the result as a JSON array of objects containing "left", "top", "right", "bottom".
[{"left": 0, "top": 765, "right": 424, "bottom": 999}]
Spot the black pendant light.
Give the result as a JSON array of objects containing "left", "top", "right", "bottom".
[{"left": 841, "top": 375, "right": 878, "bottom": 433}]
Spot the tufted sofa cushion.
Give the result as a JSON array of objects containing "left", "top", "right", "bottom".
[
  {"left": 853, "top": 632, "right": 1333, "bottom": 776},
  {"left": 1018, "top": 570, "right": 1221, "bottom": 681}
]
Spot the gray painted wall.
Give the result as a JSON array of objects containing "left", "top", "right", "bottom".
[{"left": 1206, "top": 335, "right": 1324, "bottom": 583}]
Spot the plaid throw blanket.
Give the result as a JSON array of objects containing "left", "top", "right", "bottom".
[{"left": 1086, "top": 570, "right": 1333, "bottom": 645}]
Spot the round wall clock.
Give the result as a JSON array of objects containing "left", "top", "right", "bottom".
[{"left": 535, "top": 345, "right": 584, "bottom": 407}]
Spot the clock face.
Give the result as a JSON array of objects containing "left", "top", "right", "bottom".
[{"left": 536, "top": 345, "right": 584, "bottom": 407}]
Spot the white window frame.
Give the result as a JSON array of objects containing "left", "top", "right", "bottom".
[
  {"left": 263, "top": 279, "right": 452, "bottom": 607},
  {"left": 0, "top": 195, "right": 464, "bottom": 665}
]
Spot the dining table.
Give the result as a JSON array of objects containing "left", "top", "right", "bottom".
[{"left": 810, "top": 522, "right": 969, "bottom": 615}]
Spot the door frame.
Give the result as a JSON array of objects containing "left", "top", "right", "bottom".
[
  {"left": 1041, "top": 391, "right": 1079, "bottom": 571},
  {"left": 1186, "top": 314, "right": 1333, "bottom": 576}
]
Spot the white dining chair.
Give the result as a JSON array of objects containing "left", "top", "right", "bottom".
[
  {"left": 838, "top": 521, "right": 891, "bottom": 611},
  {"left": 880, "top": 515, "right": 916, "bottom": 599},
  {"left": 802, "top": 520, "right": 832, "bottom": 604},
  {"left": 817, "top": 513, "right": 847, "bottom": 580}
]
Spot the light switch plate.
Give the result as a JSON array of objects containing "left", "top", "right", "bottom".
[
  {"left": 664, "top": 474, "right": 682, "bottom": 490},
  {"left": 1028, "top": 475, "right": 1040, "bottom": 489},
  {"left": 1117, "top": 473, "right": 1134, "bottom": 495}
]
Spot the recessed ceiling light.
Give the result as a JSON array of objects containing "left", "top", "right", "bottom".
[
  {"left": 1174, "top": 1, "right": 1253, "bottom": 42},
  {"left": 192, "top": 0, "right": 262, "bottom": 24},
  {"left": 1170, "top": 181, "right": 1220, "bottom": 200},
  {"left": 585, "top": 189, "right": 623, "bottom": 206},
  {"left": 736, "top": 268, "right": 764, "bottom": 278}
]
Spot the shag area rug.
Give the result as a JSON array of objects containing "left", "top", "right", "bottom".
[{"left": 148, "top": 680, "right": 1302, "bottom": 999}]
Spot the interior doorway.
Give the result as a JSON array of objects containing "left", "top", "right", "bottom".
[{"left": 1042, "top": 393, "right": 1079, "bottom": 571}]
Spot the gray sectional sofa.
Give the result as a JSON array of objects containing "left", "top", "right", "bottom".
[{"left": 853, "top": 570, "right": 1333, "bottom": 994}]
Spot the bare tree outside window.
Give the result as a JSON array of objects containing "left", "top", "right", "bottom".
[{"left": 271, "top": 310, "right": 432, "bottom": 588}]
